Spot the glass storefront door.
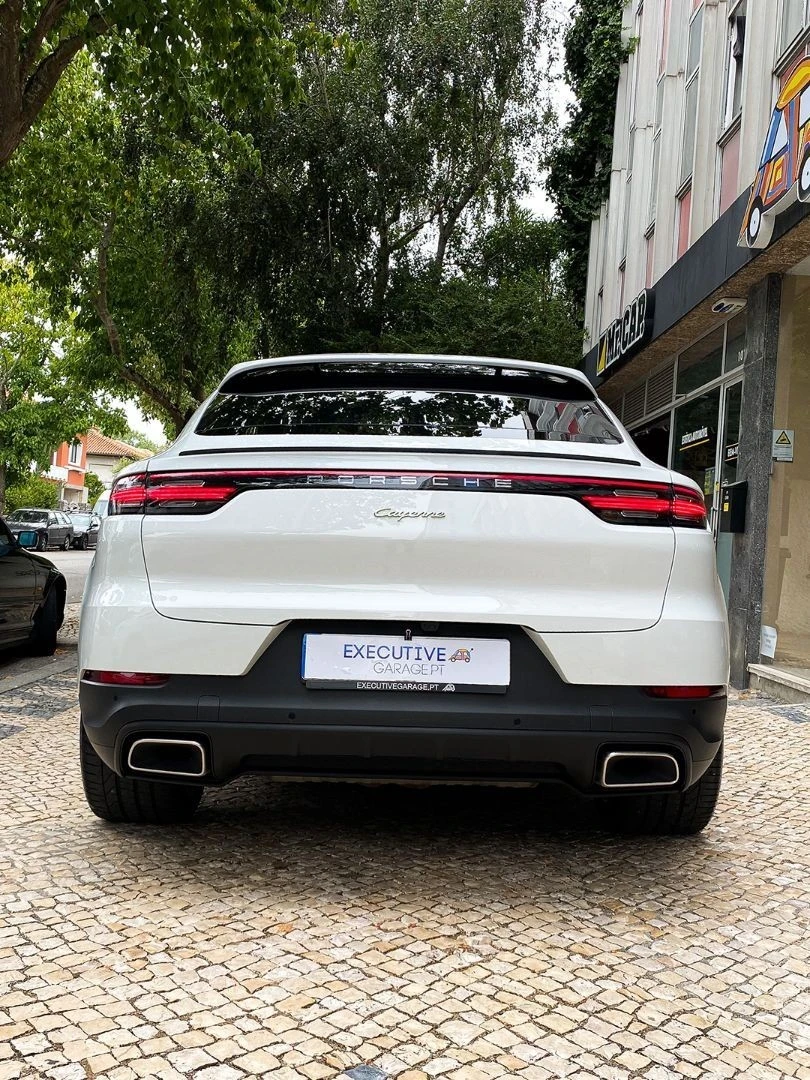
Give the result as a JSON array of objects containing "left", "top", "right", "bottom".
[
  {"left": 673, "top": 387, "right": 722, "bottom": 517},
  {"left": 671, "top": 378, "right": 744, "bottom": 605}
]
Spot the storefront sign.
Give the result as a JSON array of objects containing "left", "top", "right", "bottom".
[
  {"left": 726, "top": 442, "right": 739, "bottom": 462},
  {"left": 681, "top": 426, "right": 709, "bottom": 449},
  {"left": 597, "top": 289, "right": 655, "bottom": 377},
  {"left": 772, "top": 429, "right": 794, "bottom": 462},
  {"left": 739, "top": 56, "right": 810, "bottom": 250}
]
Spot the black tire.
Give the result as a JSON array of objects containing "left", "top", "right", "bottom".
[
  {"left": 28, "top": 584, "right": 64, "bottom": 657},
  {"left": 63, "top": 535, "right": 71, "bottom": 550},
  {"left": 79, "top": 533, "right": 89, "bottom": 550},
  {"left": 36, "top": 532, "right": 48, "bottom": 552},
  {"left": 606, "top": 745, "right": 723, "bottom": 836},
  {"left": 80, "top": 724, "right": 203, "bottom": 824}
]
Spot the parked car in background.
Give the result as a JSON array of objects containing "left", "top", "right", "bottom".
[
  {"left": 92, "top": 495, "right": 110, "bottom": 519},
  {"left": 0, "top": 518, "right": 66, "bottom": 655},
  {"left": 6, "top": 509, "right": 74, "bottom": 551},
  {"left": 68, "top": 512, "right": 100, "bottom": 550}
]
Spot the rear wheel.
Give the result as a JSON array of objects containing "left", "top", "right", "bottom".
[
  {"left": 62, "top": 535, "right": 71, "bottom": 550},
  {"left": 28, "top": 585, "right": 64, "bottom": 657},
  {"left": 606, "top": 745, "right": 723, "bottom": 836},
  {"left": 80, "top": 724, "right": 203, "bottom": 824}
]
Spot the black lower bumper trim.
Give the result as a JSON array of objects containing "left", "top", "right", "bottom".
[{"left": 80, "top": 620, "right": 726, "bottom": 793}]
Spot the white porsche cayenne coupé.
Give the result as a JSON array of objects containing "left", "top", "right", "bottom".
[{"left": 79, "top": 354, "right": 728, "bottom": 833}]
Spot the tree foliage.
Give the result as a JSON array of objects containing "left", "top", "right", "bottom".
[
  {"left": 84, "top": 471, "right": 105, "bottom": 504},
  {"left": 545, "top": 0, "right": 631, "bottom": 315},
  {"left": 0, "top": 265, "right": 120, "bottom": 510},
  {"left": 2, "top": 0, "right": 579, "bottom": 440},
  {"left": 4, "top": 474, "right": 60, "bottom": 512},
  {"left": 0, "top": 0, "right": 341, "bottom": 167},
  {"left": 232, "top": 0, "right": 555, "bottom": 353},
  {"left": 1, "top": 53, "right": 261, "bottom": 434}
]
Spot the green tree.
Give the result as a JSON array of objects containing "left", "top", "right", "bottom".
[
  {"left": 545, "top": 0, "right": 632, "bottom": 316},
  {"left": 0, "top": 0, "right": 339, "bottom": 167},
  {"left": 2, "top": 55, "right": 262, "bottom": 435},
  {"left": 4, "top": 474, "right": 60, "bottom": 512},
  {"left": 0, "top": 265, "right": 119, "bottom": 511},
  {"left": 84, "top": 472, "right": 106, "bottom": 505},
  {"left": 226, "top": 0, "right": 558, "bottom": 352},
  {"left": 380, "top": 212, "right": 582, "bottom": 364},
  {"left": 3, "top": 2, "right": 576, "bottom": 437}
]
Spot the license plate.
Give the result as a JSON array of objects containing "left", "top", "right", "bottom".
[{"left": 301, "top": 633, "right": 510, "bottom": 694}]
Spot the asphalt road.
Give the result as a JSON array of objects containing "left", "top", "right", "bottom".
[{"left": 45, "top": 548, "right": 94, "bottom": 603}]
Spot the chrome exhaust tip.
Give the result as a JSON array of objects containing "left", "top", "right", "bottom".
[
  {"left": 599, "top": 751, "right": 680, "bottom": 790},
  {"left": 127, "top": 738, "right": 206, "bottom": 779}
]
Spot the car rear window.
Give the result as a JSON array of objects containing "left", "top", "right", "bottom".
[
  {"left": 9, "top": 510, "right": 47, "bottom": 523},
  {"left": 197, "top": 362, "right": 622, "bottom": 445}
]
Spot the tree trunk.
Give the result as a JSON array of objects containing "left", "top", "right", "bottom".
[{"left": 370, "top": 225, "right": 390, "bottom": 344}]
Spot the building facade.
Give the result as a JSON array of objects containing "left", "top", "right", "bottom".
[
  {"left": 45, "top": 437, "right": 88, "bottom": 507},
  {"left": 84, "top": 429, "right": 152, "bottom": 489},
  {"left": 582, "top": 0, "right": 810, "bottom": 696}
]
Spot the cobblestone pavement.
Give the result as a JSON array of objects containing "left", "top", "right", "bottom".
[{"left": 1, "top": 673, "right": 809, "bottom": 1080}]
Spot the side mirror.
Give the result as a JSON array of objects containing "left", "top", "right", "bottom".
[{"left": 17, "top": 531, "right": 38, "bottom": 549}]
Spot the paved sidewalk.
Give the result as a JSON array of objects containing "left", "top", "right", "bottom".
[{"left": 0, "top": 677, "right": 808, "bottom": 1080}]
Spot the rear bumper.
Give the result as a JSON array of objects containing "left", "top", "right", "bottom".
[{"left": 80, "top": 621, "right": 726, "bottom": 793}]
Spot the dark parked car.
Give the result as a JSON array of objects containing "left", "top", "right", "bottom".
[
  {"left": 68, "top": 512, "right": 100, "bottom": 550},
  {"left": 0, "top": 518, "right": 66, "bottom": 655},
  {"left": 6, "top": 509, "right": 73, "bottom": 551}
]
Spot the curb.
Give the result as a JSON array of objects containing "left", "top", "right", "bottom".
[{"left": 0, "top": 654, "right": 77, "bottom": 693}]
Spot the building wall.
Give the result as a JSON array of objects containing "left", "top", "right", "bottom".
[
  {"left": 86, "top": 455, "right": 119, "bottom": 489},
  {"left": 584, "top": 0, "right": 808, "bottom": 352},
  {"left": 761, "top": 272, "right": 810, "bottom": 668},
  {"left": 51, "top": 437, "right": 88, "bottom": 505}
]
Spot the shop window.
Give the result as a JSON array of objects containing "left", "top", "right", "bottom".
[
  {"left": 719, "top": 128, "right": 741, "bottom": 215},
  {"left": 677, "top": 326, "right": 724, "bottom": 396},
  {"left": 632, "top": 415, "right": 671, "bottom": 467},
  {"left": 677, "top": 187, "right": 692, "bottom": 258}
]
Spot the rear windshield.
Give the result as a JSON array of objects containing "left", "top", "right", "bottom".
[
  {"left": 197, "top": 363, "right": 622, "bottom": 445},
  {"left": 8, "top": 510, "right": 47, "bottom": 522},
  {"left": 69, "top": 514, "right": 92, "bottom": 525}
]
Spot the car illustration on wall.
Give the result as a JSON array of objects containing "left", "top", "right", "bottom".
[{"left": 740, "top": 58, "right": 810, "bottom": 249}]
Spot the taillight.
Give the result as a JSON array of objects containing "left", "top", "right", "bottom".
[
  {"left": 82, "top": 670, "right": 169, "bottom": 687},
  {"left": 109, "top": 473, "right": 148, "bottom": 513},
  {"left": 645, "top": 686, "right": 723, "bottom": 699},
  {"left": 109, "top": 469, "right": 708, "bottom": 527}
]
